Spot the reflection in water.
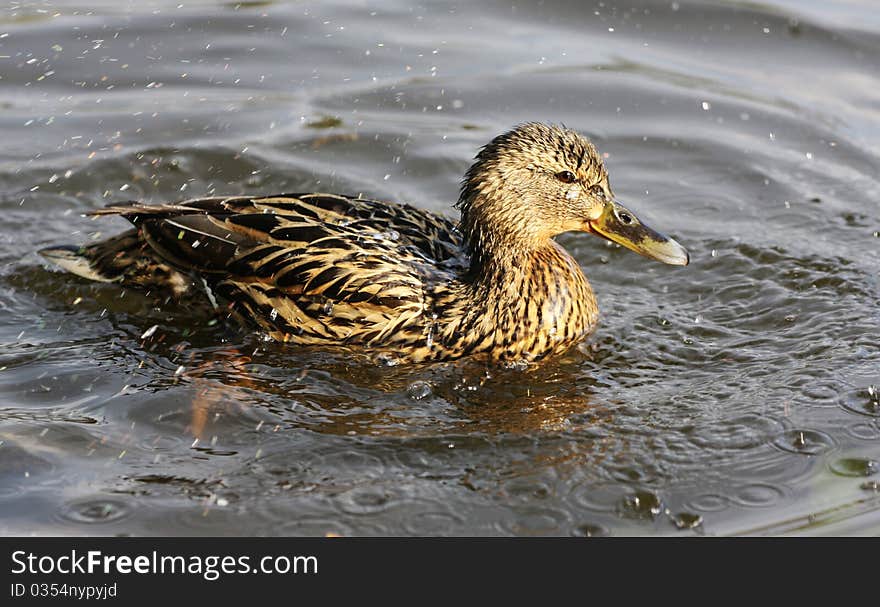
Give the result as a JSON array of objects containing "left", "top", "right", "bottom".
[
  {"left": 160, "top": 337, "right": 608, "bottom": 439},
  {"left": 182, "top": 348, "right": 256, "bottom": 440}
]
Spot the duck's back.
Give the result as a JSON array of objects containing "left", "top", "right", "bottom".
[{"left": 42, "top": 194, "right": 466, "bottom": 350}]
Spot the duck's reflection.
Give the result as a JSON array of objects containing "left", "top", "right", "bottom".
[{"left": 175, "top": 344, "right": 613, "bottom": 439}]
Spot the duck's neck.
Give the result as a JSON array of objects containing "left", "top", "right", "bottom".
[
  {"left": 467, "top": 238, "right": 555, "bottom": 287},
  {"left": 455, "top": 238, "right": 599, "bottom": 361}
]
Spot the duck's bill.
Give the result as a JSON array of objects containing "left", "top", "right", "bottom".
[{"left": 588, "top": 201, "right": 689, "bottom": 266}]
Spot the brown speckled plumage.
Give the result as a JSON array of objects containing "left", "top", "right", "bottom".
[{"left": 40, "top": 123, "right": 688, "bottom": 364}]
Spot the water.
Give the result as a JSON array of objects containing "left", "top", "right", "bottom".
[{"left": 1, "top": 0, "right": 878, "bottom": 536}]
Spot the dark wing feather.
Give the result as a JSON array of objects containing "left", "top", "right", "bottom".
[
  {"left": 92, "top": 193, "right": 462, "bottom": 265},
  {"left": 90, "top": 193, "right": 465, "bottom": 346}
]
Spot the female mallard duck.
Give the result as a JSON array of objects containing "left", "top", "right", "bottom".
[{"left": 40, "top": 123, "right": 688, "bottom": 363}]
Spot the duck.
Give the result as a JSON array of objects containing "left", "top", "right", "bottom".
[{"left": 39, "top": 122, "right": 688, "bottom": 364}]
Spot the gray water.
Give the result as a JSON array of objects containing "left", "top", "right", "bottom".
[{"left": 1, "top": 0, "right": 878, "bottom": 536}]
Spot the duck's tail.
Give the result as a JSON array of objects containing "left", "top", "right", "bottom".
[
  {"left": 39, "top": 245, "right": 117, "bottom": 283},
  {"left": 39, "top": 230, "right": 193, "bottom": 297}
]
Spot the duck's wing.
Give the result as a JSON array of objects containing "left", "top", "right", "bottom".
[
  {"left": 92, "top": 193, "right": 462, "bottom": 267},
  {"left": 89, "top": 194, "right": 464, "bottom": 345}
]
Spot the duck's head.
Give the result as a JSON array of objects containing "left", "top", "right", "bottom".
[{"left": 457, "top": 122, "right": 689, "bottom": 267}]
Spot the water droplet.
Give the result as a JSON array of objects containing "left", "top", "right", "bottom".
[
  {"left": 269, "top": 308, "right": 278, "bottom": 321},
  {"left": 731, "top": 483, "right": 785, "bottom": 508},
  {"left": 861, "top": 481, "right": 880, "bottom": 493},
  {"left": 701, "top": 101, "right": 711, "bottom": 111},
  {"left": 840, "top": 385, "right": 880, "bottom": 417},
  {"left": 847, "top": 422, "right": 880, "bottom": 440},
  {"left": 829, "top": 458, "right": 878, "bottom": 477},
  {"left": 572, "top": 523, "right": 610, "bottom": 537},
  {"left": 619, "top": 490, "right": 663, "bottom": 520},
  {"left": 375, "top": 353, "right": 400, "bottom": 367},
  {"left": 406, "top": 381, "right": 432, "bottom": 401},
  {"left": 686, "top": 493, "right": 729, "bottom": 513},
  {"left": 337, "top": 487, "right": 393, "bottom": 515},
  {"left": 322, "top": 300, "right": 334, "bottom": 315},
  {"left": 671, "top": 512, "right": 703, "bottom": 530},
  {"left": 772, "top": 429, "right": 836, "bottom": 455},
  {"left": 60, "top": 499, "right": 130, "bottom": 524}
]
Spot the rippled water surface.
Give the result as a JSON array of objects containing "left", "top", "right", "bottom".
[{"left": 1, "top": 0, "right": 878, "bottom": 536}]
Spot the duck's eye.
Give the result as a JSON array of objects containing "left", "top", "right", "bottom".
[
  {"left": 555, "top": 170, "right": 576, "bottom": 184},
  {"left": 616, "top": 210, "right": 634, "bottom": 225}
]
